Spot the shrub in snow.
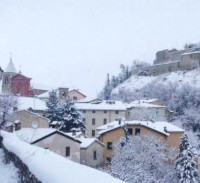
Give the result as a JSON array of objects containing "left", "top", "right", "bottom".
[
  {"left": 175, "top": 133, "right": 199, "bottom": 183},
  {"left": 59, "top": 98, "right": 84, "bottom": 132},
  {"left": 0, "top": 92, "right": 18, "bottom": 131},
  {"left": 107, "top": 134, "right": 176, "bottom": 183}
]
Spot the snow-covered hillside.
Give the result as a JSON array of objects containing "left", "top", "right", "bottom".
[{"left": 112, "top": 69, "right": 200, "bottom": 94}]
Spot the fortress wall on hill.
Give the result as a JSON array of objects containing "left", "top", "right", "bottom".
[
  {"left": 131, "top": 53, "right": 200, "bottom": 76},
  {"left": 131, "top": 61, "right": 181, "bottom": 76}
]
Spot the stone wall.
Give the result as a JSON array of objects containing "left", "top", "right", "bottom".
[
  {"left": 131, "top": 53, "right": 200, "bottom": 76},
  {"left": 0, "top": 136, "right": 41, "bottom": 183},
  {"left": 132, "top": 61, "right": 181, "bottom": 76}
]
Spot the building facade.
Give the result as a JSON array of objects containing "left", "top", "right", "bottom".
[
  {"left": 75, "top": 101, "right": 126, "bottom": 137},
  {"left": 126, "top": 99, "right": 173, "bottom": 122},
  {"left": 10, "top": 110, "right": 49, "bottom": 128},
  {"left": 68, "top": 89, "right": 86, "bottom": 101},
  {"left": 97, "top": 120, "right": 184, "bottom": 166}
]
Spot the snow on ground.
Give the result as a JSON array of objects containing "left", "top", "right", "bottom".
[
  {"left": 0, "top": 149, "right": 19, "bottom": 183},
  {"left": 1, "top": 131, "right": 124, "bottom": 183},
  {"left": 112, "top": 69, "right": 200, "bottom": 94},
  {"left": 112, "top": 75, "right": 156, "bottom": 93}
]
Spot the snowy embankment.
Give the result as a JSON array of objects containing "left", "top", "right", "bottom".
[
  {"left": 1, "top": 131, "right": 124, "bottom": 183},
  {"left": 0, "top": 149, "right": 19, "bottom": 183},
  {"left": 112, "top": 69, "right": 200, "bottom": 94}
]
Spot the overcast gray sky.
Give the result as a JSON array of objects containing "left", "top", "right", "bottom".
[{"left": 1, "top": 0, "right": 200, "bottom": 97}]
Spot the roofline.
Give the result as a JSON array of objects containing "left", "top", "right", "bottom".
[
  {"left": 31, "top": 130, "right": 82, "bottom": 144},
  {"left": 80, "top": 139, "right": 105, "bottom": 149},
  {"left": 11, "top": 73, "right": 32, "bottom": 80},
  {"left": 68, "top": 89, "right": 87, "bottom": 97},
  {"left": 98, "top": 123, "right": 184, "bottom": 137},
  {"left": 77, "top": 109, "right": 126, "bottom": 111}
]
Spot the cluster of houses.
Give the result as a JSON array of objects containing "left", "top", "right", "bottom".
[
  {"left": 6, "top": 95, "right": 186, "bottom": 169},
  {"left": 0, "top": 56, "right": 191, "bottom": 169}
]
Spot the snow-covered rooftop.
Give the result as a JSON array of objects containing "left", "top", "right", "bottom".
[
  {"left": 66, "top": 131, "right": 84, "bottom": 139},
  {"left": 15, "top": 128, "right": 57, "bottom": 143},
  {"left": 31, "top": 83, "right": 56, "bottom": 91},
  {"left": 97, "top": 120, "right": 184, "bottom": 136},
  {"left": 76, "top": 97, "right": 102, "bottom": 103},
  {"left": 126, "top": 101, "right": 165, "bottom": 109},
  {"left": 75, "top": 100, "right": 126, "bottom": 111},
  {"left": 181, "top": 51, "right": 200, "bottom": 56},
  {"left": 5, "top": 59, "right": 17, "bottom": 73},
  {"left": 1, "top": 131, "right": 124, "bottom": 183},
  {"left": 18, "top": 96, "right": 47, "bottom": 111},
  {"left": 37, "top": 92, "right": 49, "bottom": 98},
  {"left": 78, "top": 138, "right": 104, "bottom": 148}
]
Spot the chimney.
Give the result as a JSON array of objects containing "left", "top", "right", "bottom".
[
  {"left": 164, "top": 126, "right": 168, "bottom": 133},
  {"left": 72, "top": 128, "right": 76, "bottom": 136},
  {"left": 118, "top": 117, "right": 121, "bottom": 125}
]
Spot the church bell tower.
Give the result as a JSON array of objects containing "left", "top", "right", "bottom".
[{"left": 2, "top": 53, "right": 17, "bottom": 93}]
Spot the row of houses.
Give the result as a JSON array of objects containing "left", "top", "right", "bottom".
[{"left": 5, "top": 94, "right": 186, "bottom": 169}]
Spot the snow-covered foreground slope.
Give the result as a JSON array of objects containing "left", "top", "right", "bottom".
[
  {"left": 0, "top": 149, "right": 19, "bottom": 183},
  {"left": 112, "top": 69, "right": 200, "bottom": 93},
  {"left": 1, "top": 131, "right": 124, "bottom": 183}
]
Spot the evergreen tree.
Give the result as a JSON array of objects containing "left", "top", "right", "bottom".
[
  {"left": 103, "top": 73, "right": 112, "bottom": 100},
  {"left": 59, "top": 97, "right": 84, "bottom": 132},
  {"left": 45, "top": 90, "right": 62, "bottom": 123},
  {"left": 111, "top": 75, "right": 117, "bottom": 88},
  {"left": 175, "top": 133, "right": 199, "bottom": 183}
]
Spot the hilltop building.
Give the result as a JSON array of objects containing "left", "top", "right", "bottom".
[
  {"left": 126, "top": 99, "right": 173, "bottom": 122},
  {"left": 132, "top": 48, "right": 200, "bottom": 76}
]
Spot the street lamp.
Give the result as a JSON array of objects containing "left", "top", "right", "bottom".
[{"left": 0, "top": 67, "right": 4, "bottom": 80}]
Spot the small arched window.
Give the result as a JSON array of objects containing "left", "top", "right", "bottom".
[{"left": 5, "top": 77, "right": 9, "bottom": 85}]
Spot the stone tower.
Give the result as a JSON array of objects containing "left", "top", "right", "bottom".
[{"left": 2, "top": 54, "right": 17, "bottom": 93}]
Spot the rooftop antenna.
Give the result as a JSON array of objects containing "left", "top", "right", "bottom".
[{"left": 10, "top": 52, "right": 12, "bottom": 60}]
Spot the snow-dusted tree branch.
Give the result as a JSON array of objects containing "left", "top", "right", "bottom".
[
  {"left": 107, "top": 134, "right": 176, "bottom": 183},
  {"left": 0, "top": 92, "right": 18, "bottom": 130}
]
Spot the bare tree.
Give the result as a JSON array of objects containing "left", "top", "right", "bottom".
[{"left": 0, "top": 92, "right": 18, "bottom": 131}]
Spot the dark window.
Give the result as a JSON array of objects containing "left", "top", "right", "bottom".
[
  {"left": 104, "top": 110, "right": 107, "bottom": 113},
  {"left": 128, "top": 128, "right": 133, "bottom": 135},
  {"left": 82, "top": 110, "right": 86, "bottom": 113},
  {"left": 92, "top": 118, "right": 95, "bottom": 125},
  {"left": 103, "top": 118, "right": 107, "bottom": 125},
  {"left": 106, "top": 157, "right": 111, "bottom": 164},
  {"left": 93, "top": 151, "right": 97, "bottom": 160},
  {"left": 92, "top": 110, "right": 96, "bottom": 113},
  {"left": 66, "top": 147, "right": 70, "bottom": 156},
  {"left": 135, "top": 128, "right": 141, "bottom": 135},
  {"left": 92, "top": 130, "right": 95, "bottom": 137},
  {"left": 5, "top": 77, "right": 9, "bottom": 85},
  {"left": 73, "top": 96, "right": 77, "bottom": 100},
  {"left": 107, "top": 142, "right": 112, "bottom": 149},
  {"left": 115, "top": 111, "right": 119, "bottom": 114}
]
